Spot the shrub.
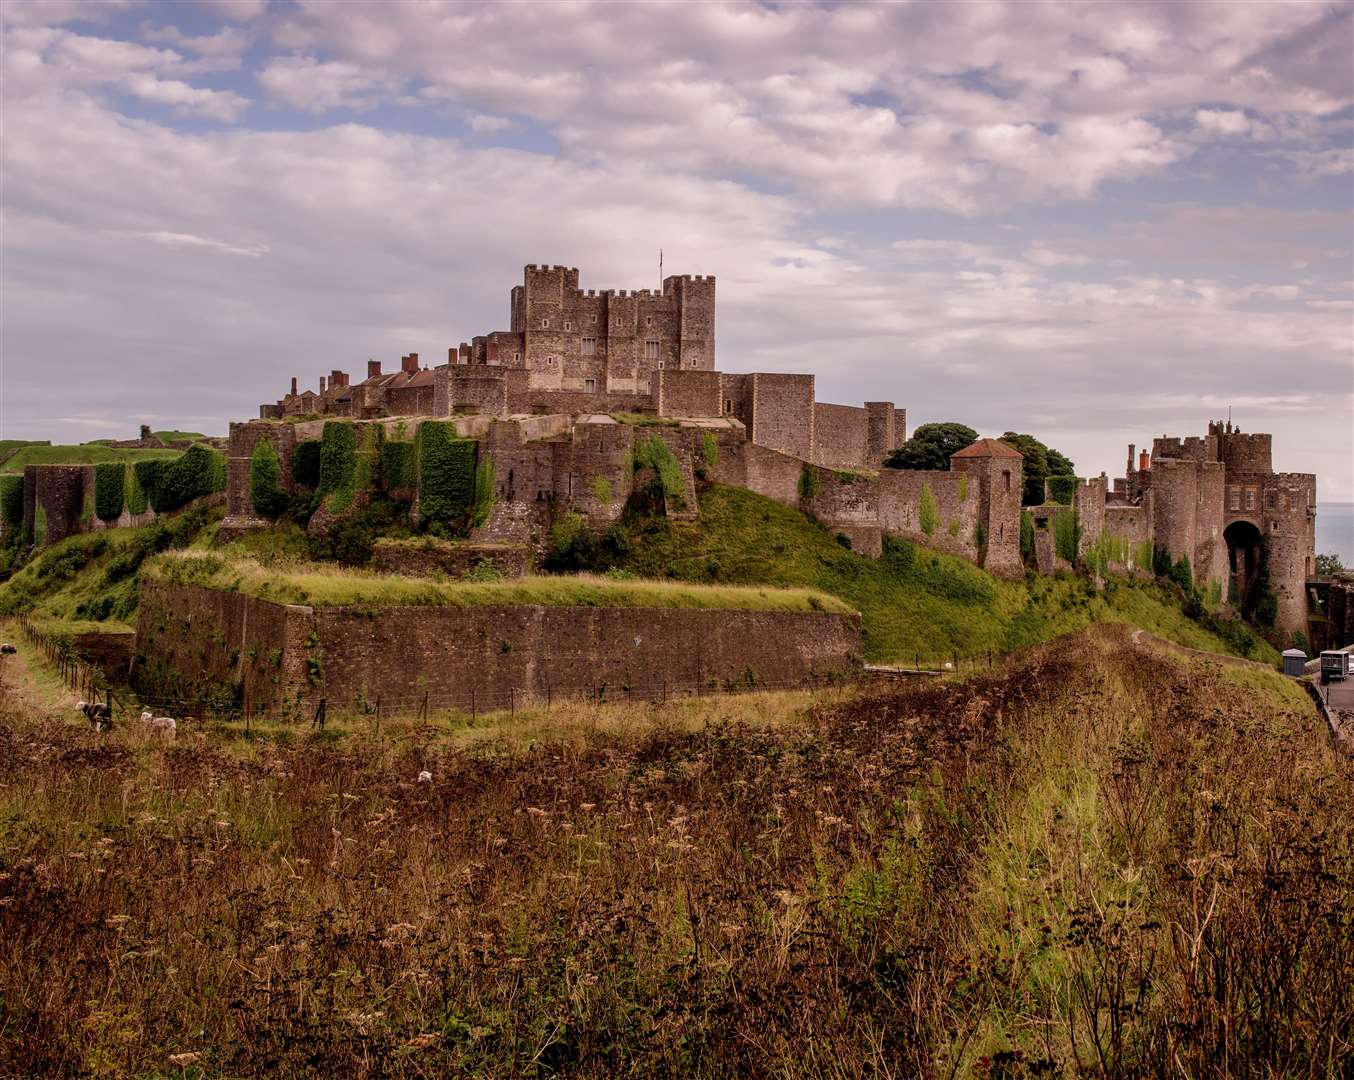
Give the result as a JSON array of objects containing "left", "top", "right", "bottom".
[
  {"left": 591, "top": 474, "right": 613, "bottom": 507},
  {"left": 293, "top": 440, "right": 322, "bottom": 488},
  {"left": 318, "top": 422, "right": 358, "bottom": 511},
  {"left": 947, "top": 519, "right": 960, "bottom": 538},
  {"left": 415, "top": 421, "right": 476, "bottom": 528},
  {"left": 94, "top": 462, "right": 125, "bottom": 522},
  {"left": 380, "top": 440, "right": 416, "bottom": 492},
  {"left": 918, "top": 483, "right": 939, "bottom": 536},
  {"left": 0, "top": 475, "right": 24, "bottom": 530},
  {"left": 307, "top": 497, "right": 408, "bottom": 566},
  {"left": 249, "top": 439, "right": 288, "bottom": 520},
  {"left": 1169, "top": 554, "right": 1193, "bottom": 594},
  {"left": 1019, "top": 510, "right": 1034, "bottom": 560}
]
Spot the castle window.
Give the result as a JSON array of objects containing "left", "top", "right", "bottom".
[
  {"left": 1266, "top": 490, "right": 1276, "bottom": 509},
  {"left": 657, "top": 361, "right": 665, "bottom": 370},
  {"left": 584, "top": 378, "right": 596, "bottom": 393},
  {"left": 1002, "top": 470, "right": 1011, "bottom": 493},
  {"left": 541, "top": 318, "right": 549, "bottom": 329},
  {"left": 1245, "top": 489, "right": 1255, "bottom": 511},
  {"left": 645, "top": 340, "right": 661, "bottom": 360},
  {"left": 999, "top": 524, "right": 1005, "bottom": 542},
  {"left": 589, "top": 315, "right": 597, "bottom": 325},
  {"left": 1229, "top": 487, "right": 1240, "bottom": 511},
  {"left": 581, "top": 337, "right": 596, "bottom": 356},
  {"left": 646, "top": 316, "right": 654, "bottom": 327},
  {"left": 564, "top": 320, "right": 573, "bottom": 332},
  {"left": 513, "top": 352, "right": 521, "bottom": 363}
]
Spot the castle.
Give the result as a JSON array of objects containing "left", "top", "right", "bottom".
[{"left": 227, "top": 263, "right": 1314, "bottom": 642}]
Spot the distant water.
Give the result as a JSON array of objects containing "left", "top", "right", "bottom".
[{"left": 1318, "top": 501, "right": 1354, "bottom": 566}]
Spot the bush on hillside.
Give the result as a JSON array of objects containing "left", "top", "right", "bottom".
[
  {"left": 317, "top": 422, "right": 357, "bottom": 511},
  {"left": 137, "top": 445, "right": 226, "bottom": 514}
]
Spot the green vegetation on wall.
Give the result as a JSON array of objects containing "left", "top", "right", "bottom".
[
  {"left": 93, "top": 462, "right": 125, "bottom": 522},
  {"left": 472, "top": 456, "right": 497, "bottom": 528},
  {"left": 1133, "top": 539, "right": 1153, "bottom": 573},
  {"left": 317, "top": 422, "right": 358, "bottom": 511},
  {"left": 293, "top": 440, "right": 321, "bottom": 489},
  {"left": 1084, "top": 531, "right": 1130, "bottom": 576},
  {"left": 380, "top": 440, "right": 416, "bottom": 492},
  {"left": 702, "top": 431, "right": 719, "bottom": 471},
  {"left": 1, "top": 475, "right": 25, "bottom": 530},
  {"left": 1054, "top": 507, "right": 1080, "bottom": 562},
  {"left": 249, "top": 439, "right": 288, "bottom": 520},
  {"left": 958, "top": 475, "right": 969, "bottom": 501},
  {"left": 633, "top": 436, "right": 686, "bottom": 509},
  {"left": 798, "top": 464, "right": 819, "bottom": 503},
  {"left": 33, "top": 506, "right": 47, "bottom": 545},
  {"left": 1020, "top": 510, "right": 1035, "bottom": 561},
  {"left": 125, "top": 464, "right": 147, "bottom": 516},
  {"left": 415, "top": 421, "right": 477, "bottom": 527},
  {"left": 919, "top": 483, "right": 939, "bottom": 536},
  {"left": 134, "top": 445, "right": 225, "bottom": 515},
  {"left": 591, "top": 474, "right": 613, "bottom": 507}
]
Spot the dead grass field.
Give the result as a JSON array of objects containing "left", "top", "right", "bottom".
[{"left": 0, "top": 626, "right": 1349, "bottom": 1078}]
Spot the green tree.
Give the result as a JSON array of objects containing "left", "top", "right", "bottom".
[
  {"left": 1001, "top": 431, "right": 1076, "bottom": 506},
  {"left": 884, "top": 423, "right": 978, "bottom": 470},
  {"left": 1316, "top": 552, "right": 1346, "bottom": 578}
]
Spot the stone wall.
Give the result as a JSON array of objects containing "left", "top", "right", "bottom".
[
  {"left": 745, "top": 373, "right": 816, "bottom": 462},
  {"left": 1262, "top": 472, "right": 1317, "bottom": 636},
  {"left": 876, "top": 470, "right": 980, "bottom": 561},
  {"left": 813, "top": 403, "right": 872, "bottom": 470},
  {"left": 24, "top": 465, "right": 87, "bottom": 545},
  {"left": 138, "top": 581, "right": 862, "bottom": 716},
  {"left": 654, "top": 369, "right": 722, "bottom": 418}
]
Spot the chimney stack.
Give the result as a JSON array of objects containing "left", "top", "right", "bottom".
[
  {"left": 319, "top": 376, "right": 327, "bottom": 392},
  {"left": 402, "top": 353, "right": 419, "bottom": 374},
  {"left": 368, "top": 360, "right": 381, "bottom": 378},
  {"left": 290, "top": 377, "right": 298, "bottom": 396},
  {"left": 1139, "top": 450, "right": 1150, "bottom": 472}
]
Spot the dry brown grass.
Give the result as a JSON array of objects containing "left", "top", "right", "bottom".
[{"left": 0, "top": 626, "right": 1348, "bottom": 1078}]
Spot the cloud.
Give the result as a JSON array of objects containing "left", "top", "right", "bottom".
[
  {"left": 140, "top": 23, "right": 252, "bottom": 60},
  {"left": 199, "top": 0, "right": 269, "bottom": 22},
  {"left": 257, "top": 55, "right": 402, "bottom": 112},
  {"left": 1195, "top": 108, "right": 1252, "bottom": 136},
  {"left": 139, "top": 230, "right": 270, "bottom": 257}
]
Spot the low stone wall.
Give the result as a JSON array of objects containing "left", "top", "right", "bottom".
[
  {"left": 137, "top": 581, "right": 862, "bottom": 717},
  {"left": 372, "top": 539, "right": 532, "bottom": 578}
]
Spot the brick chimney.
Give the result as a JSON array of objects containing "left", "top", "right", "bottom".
[
  {"left": 368, "top": 360, "right": 381, "bottom": 378},
  {"left": 1139, "top": 450, "right": 1150, "bottom": 471},
  {"left": 319, "top": 376, "right": 327, "bottom": 393},
  {"left": 290, "top": 376, "right": 298, "bottom": 396},
  {"left": 402, "top": 353, "right": 419, "bottom": 374}
]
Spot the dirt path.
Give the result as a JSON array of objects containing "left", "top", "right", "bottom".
[
  {"left": 1129, "top": 626, "right": 1273, "bottom": 670},
  {"left": 0, "top": 624, "right": 75, "bottom": 722}
]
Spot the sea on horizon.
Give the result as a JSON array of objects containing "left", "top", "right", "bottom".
[{"left": 1317, "top": 500, "right": 1354, "bottom": 566}]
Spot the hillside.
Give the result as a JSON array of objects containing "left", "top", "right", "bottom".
[
  {"left": 0, "top": 443, "right": 183, "bottom": 474},
  {"left": 0, "top": 484, "right": 1275, "bottom": 667},
  {"left": 0, "top": 625, "right": 1343, "bottom": 1075},
  {"left": 587, "top": 485, "right": 1277, "bottom": 665}
]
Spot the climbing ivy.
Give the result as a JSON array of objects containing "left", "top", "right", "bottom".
[
  {"left": 134, "top": 445, "right": 225, "bottom": 515},
  {"left": 249, "top": 438, "right": 288, "bottom": 519},
  {"left": 94, "top": 462, "right": 125, "bottom": 521},
  {"left": 415, "top": 421, "right": 476, "bottom": 526},
  {"left": 293, "top": 440, "right": 321, "bottom": 488},
  {"left": 0, "top": 475, "right": 23, "bottom": 530},
  {"left": 317, "top": 421, "right": 358, "bottom": 511},
  {"left": 380, "top": 440, "right": 416, "bottom": 491},
  {"left": 702, "top": 431, "right": 719, "bottom": 470},
  {"left": 1020, "top": 510, "right": 1035, "bottom": 560},
  {"left": 798, "top": 463, "right": 819, "bottom": 503},
  {"left": 125, "top": 463, "right": 147, "bottom": 515},
  {"left": 919, "top": 482, "right": 939, "bottom": 536},
  {"left": 472, "top": 455, "right": 497, "bottom": 528},
  {"left": 1054, "top": 507, "right": 1080, "bottom": 562},
  {"left": 633, "top": 436, "right": 686, "bottom": 509}
]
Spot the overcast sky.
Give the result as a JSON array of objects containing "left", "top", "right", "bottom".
[{"left": 2, "top": 0, "right": 1351, "bottom": 500}]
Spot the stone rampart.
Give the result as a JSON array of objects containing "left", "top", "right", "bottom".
[
  {"left": 371, "top": 539, "right": 532, "bottom": 578},
  {"left": 813, "top": 403, "right": 873, "bottom": 471},
  {"left": 137, "top": 581, "right": 862, "bottom": 716},
  {"left": 653, "top": 369, "right": 722, "bottom": 418}
]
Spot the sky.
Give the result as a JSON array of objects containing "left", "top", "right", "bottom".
[{"left": 2, "top": 0, "right": 1352, "bottom": 503}]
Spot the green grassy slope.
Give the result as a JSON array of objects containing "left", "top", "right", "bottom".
[
  {"left": 0, "top": 444, "right": 183, "bottom": 474},
  {"left": 609, "top": 485, "right": 1277, "bottom": 664}
]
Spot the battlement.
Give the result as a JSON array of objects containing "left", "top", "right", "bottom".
[{"left": 524, "top": 264, "right": 578, "bottom": 273}]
